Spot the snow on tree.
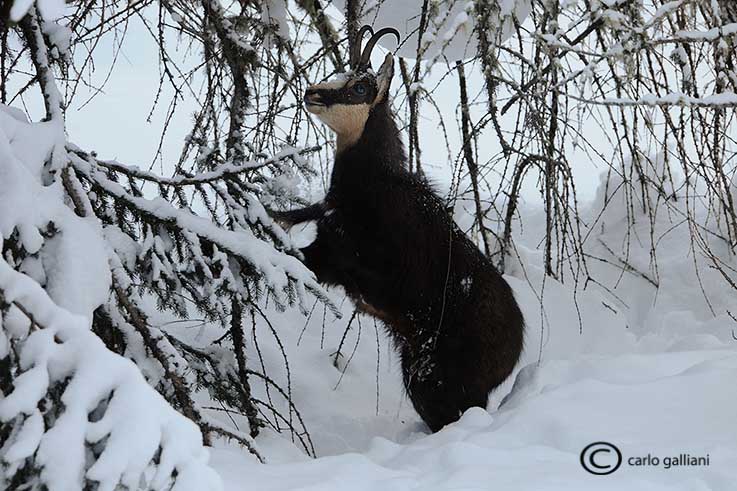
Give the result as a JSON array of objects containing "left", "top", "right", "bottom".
[
  {"left": 0, "top": 253, "right": 221, "bottom": 491},
  {"left": 0, "top": 1, "right": 338, "bottom": 489}
]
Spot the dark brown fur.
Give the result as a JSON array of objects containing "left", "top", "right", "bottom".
[{"left": 274, "top": 57, "right": 524, "bottom": 433}]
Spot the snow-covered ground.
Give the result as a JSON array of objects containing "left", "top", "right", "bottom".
[
  {"left": 200, "top": 179, "right": 737, "bottom": 490},
  {"left": 212, "top": 350, "right": 736, "bottom": 490}
]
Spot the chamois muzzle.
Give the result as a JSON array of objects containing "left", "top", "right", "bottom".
[{"left": 304, "top": 88, "right": 325, "bottom": 107}]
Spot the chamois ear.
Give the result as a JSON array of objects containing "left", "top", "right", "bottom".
[{"left": 375, "top": 53, "right": 395, "bottom": 104}]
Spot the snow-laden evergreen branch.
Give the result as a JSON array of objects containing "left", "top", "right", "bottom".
[
  {"left": 70, "top": 149, "right": 336, "bottom": 314},
  {"left": 0, "top": 254, "right": 223, "bottom": 491},
  {"left": 566, "top": 91, "right": 737, "bottom": 108},
  {"left": 2, "top": 2, "right": 341, "bottom": 487},
  {"left": 76, "top": 145, "right": 321, "bottom": 187}
]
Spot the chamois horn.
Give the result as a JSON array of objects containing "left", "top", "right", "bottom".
[
  {"left": 350, "top": 25, "right": 374, "bottom": 69},
  {"left": 358, "top": 27, "right": 400, "bottom": 70}
]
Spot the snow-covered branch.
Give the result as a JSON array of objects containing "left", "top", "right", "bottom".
[
  {"left": 69, "top": 150, "right": 337, "bottom": 315},
  {"left": 0, "top": 256, "right": 222, "bottom": 491},
  {"left": 567, "top": 91, "right": 737, "bottom": 108},
  {"left": 2, "top": 2, "right": 344, "bottom": 486},
  {"left": 74, "top": 145, "right": 321, "bottom": 187}
]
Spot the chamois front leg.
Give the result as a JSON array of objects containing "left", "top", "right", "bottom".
[
  {"left": 267, "top": 201, "right": 327, "bottom": 228},
  {"left": 301, "top": 227, "right": 389, "bottom": 320},
  {"left": 298, "top": 212, "right": 366, "bottom": 299},
  {"left": 300, "top": 239, "right": 353, "bottom": 288}
]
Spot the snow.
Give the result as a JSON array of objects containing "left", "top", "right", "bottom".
[
  {"left": 69, "top": 151, "right": 333, "bottom": 314},
  {"left": 33, "top": 0, "right": 66, "bottom": 22},
  {"left": 41, "top": 19, "right": 73, "bottom": 59},
  {"left": 653, "top": 0, "right": 688, "bottom": 19},
  {"left": 603, "top": 91, "right": 737, "bottom": 107},
  {"left": 210, "top": 350, "right": 736, "bottom": 490},
  {"left": 677, "top": 22, "right": 737, "bottom": 41},
  {"left": 205, "top": 305, "right": 718, "bottom": 491},
  {"left": 9, "top": 0, "right": 34, "bottom": 21},
  {"left": 262, "top": 0, "right": 290, "bottom": 43},
  {"left": 0, "top": 106, "right": 110, "bottom": 318}
]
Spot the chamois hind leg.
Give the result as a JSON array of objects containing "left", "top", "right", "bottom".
[
  {"left": 400, "top": 333, "right": 490, "bottom": 433},
  {"left": 399, "top": 346, "right": 466, "bottom": 432}
]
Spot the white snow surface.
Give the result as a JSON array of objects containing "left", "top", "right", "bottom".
[{"left": 213, "top": 351, "right": 736, "bottom": 490}]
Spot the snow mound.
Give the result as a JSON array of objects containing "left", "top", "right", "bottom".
[{"left": 212, "top": 349, "right": 737, "bottom": 490}]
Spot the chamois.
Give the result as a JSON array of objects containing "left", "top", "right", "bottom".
[{"left": 273, "top": 26, "right": 524, "bottom": 432}]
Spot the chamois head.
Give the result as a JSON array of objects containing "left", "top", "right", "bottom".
[{"left": 304, "top": 26, "right": 399, "bottom": 150}]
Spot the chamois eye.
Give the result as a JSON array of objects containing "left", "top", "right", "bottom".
[{"left": 353, "top": 83, "right": 367, "bottom": 96}]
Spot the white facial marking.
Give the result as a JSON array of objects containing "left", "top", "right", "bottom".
[
  {"left": 315, "top": 103, "right": 370, "bottom": 152},
  {"left": 305, "top": 103, "right": 325, "bottom": 115},
  {"left": 310, "top": 78, "right": 347, "bottom": 91}
]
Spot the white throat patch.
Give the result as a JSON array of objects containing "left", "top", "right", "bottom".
[{"left": 311, "top": 103, "right": 370, "bottom": 153}]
